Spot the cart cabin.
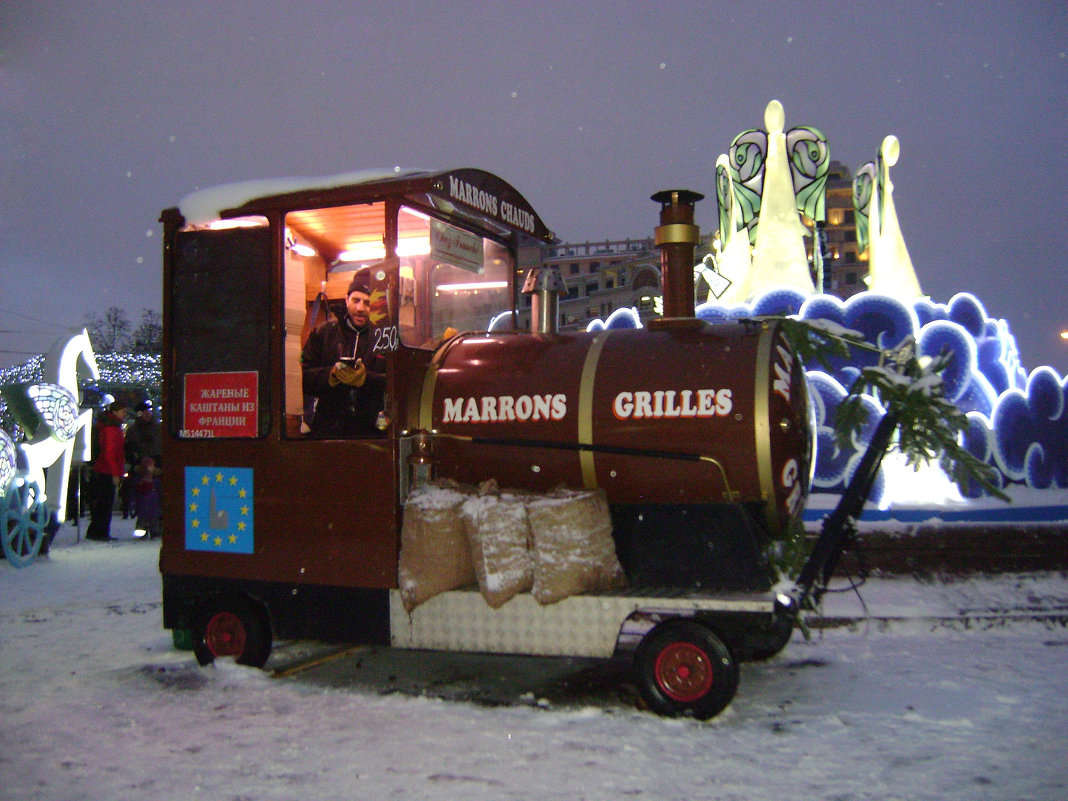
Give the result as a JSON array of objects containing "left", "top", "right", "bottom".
[{"left": 159, "top": 169, "right": 553, "bottom": 596}]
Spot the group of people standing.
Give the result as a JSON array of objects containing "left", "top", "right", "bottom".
[{"left": 85, "top": 399, "right": 161, "bottom": 542}]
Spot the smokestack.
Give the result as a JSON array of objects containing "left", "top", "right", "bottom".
[
  {"left": 522, "top": 265, "right": 565, "bottom": 334},
  {"left": 652, "top": 189, "right": 703, "bottom": 318}
]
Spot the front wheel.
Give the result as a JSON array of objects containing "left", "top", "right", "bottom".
[
  {"left": 192, "top": 596, "right": 272, "bottom": 668},
  {"left": 633, "top": 619, "right": 739, "bottom": 720}
]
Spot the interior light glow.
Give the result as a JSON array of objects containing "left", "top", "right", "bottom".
[
  {"left": 290, "top": 242, "right": 316, "bottom": 258},
  {"left": 400, "top": 206, "right": 431, "bottom": 221},
  {"left": 338, "top": 243, "right": 386, "bottom": 262},
  {"left": 397, "top": 238, "right": 431, "bottom": 256},
  {"left": 437, "top": 281, "right": 508, "bottom": 292},
  {"left": 206, "top": 216, "right": 266, "bottom": 230},
  {"left": 338, "top": 237, "right": 430, "bottom": 262}
]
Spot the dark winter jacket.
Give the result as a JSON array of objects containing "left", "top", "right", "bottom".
[
  {"left": 301, "top": 315, "right": 386, "bottom": 437},
  {"left": 125, "top": 417, "right": 161, "bottom": 464}
]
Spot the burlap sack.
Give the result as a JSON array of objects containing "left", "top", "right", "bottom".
[
  {"left": 527, "top": 488, "right": 626, "bottom": 605},
  {"left": 460, "top": 485, "right": 534, "bottom": 609},
  {"left": 398, "top": 482, "right": 475, "bottom": 612}
]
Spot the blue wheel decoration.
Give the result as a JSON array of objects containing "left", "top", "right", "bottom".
[
  {"left": 956, "top": 375, "right": 996, "bottom": 417},
  {"left": 752, "top": 288, "right": 805, "bottom": 317},
  {"left": 1027, "top": 367, "right": 1064, "bottom": 422},
  {"left": 991, "top": 391, "right": 1033, "bottom": 482},
  {"left": 3, "top": 477, "right": 50, "bottom": 568},
  {"left": 1024, "top": 443, "right": 1053, "bottom": 490},
  {"left": 604, "top": 308, "right": 640, "bottom": 329},
  {"left": 978, "top": 357, "right": 1010, "bottom": 397},
  {"left": 813, "top": 426, "right": 851, "bottom": 488},
  {"left": 959, "top": 413, "right": 1002, "bottom": 498},
  {"left": 913, "top": 298, "right": 945, "bottom": 328},
  {"left": 962, "top": 413, "right": 993, "bottom": 463},
  {"left": 835, "top": 365, "right": 862, "bottom": 392},
  {"left": 799, "top": 296, "right": 854, "bottom": 374},
  {"left": 976, "top": 336, "right": 1002, "bottom": 368},
  {"left": 727, "top": 305, "right": 752, "bottom": 319},
  {"left": 947, "top": 293, "right": 987, "bottom": 338},
  {"left": 850, "top": 394, "right": 884, "bottom": 450},
  {"left": 799, "top": 295, "right": 846, "bottom": 326},
  {"left": 845, "top": 293, "right": 916, "bottom": 350},
  {"left": 918, "top": 321, "right": 974, "bottom": 403},
  {"left": 804, "top": 371, "right": 847, "bottom": 426},
  {"left": 695, "top": 303, "right": 733, "bottom": 323}
]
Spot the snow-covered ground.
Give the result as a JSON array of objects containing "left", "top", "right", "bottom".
[{"left": 2, "top": 517, "right": 1066, "bottom": 801}]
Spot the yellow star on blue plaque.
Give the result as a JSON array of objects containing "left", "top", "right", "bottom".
[{"left": 184, "top": 466, "right": 254, "bottom": 554}]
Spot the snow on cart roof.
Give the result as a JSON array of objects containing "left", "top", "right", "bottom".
[
  {"left": 174, "top": 167, "right": 554, "bottom": 242},
  {"left": 177, "top": 167, "right": 430, "bottom": 226}
]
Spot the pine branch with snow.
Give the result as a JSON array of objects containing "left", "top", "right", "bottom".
[{"left": 835, "top": 344, "right": 1008, "bottom": 501}]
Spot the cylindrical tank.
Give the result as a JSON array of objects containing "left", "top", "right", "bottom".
[{"left": 416, "top": 318, "right": 811, "bottom": 536}]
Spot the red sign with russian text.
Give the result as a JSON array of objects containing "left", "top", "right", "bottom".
[{"left": 182, "top": 372, "right": 258, "bottom": 438}]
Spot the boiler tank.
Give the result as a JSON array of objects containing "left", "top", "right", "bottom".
[{"left": 415, "top": 318, "right": 812, "bottom": 537}]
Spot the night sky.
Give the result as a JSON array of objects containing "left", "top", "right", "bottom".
[{"left": 2, "top": 1, "right": 1065, "bottom": 371}]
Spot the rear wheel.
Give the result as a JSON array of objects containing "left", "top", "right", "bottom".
[
  {"left": 193, "top": 596, "right": 272, "bottom": 668},
  {"left": 634, "top": 619, "right": 738, "bottom": 719}
]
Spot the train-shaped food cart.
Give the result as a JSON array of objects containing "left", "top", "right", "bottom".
[{"left": 159, "top": 169, "right": 815, "bottom": 719}]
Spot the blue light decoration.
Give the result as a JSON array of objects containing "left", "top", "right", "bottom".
[{"left": 586, "top": 288, "right": 1068, "bottom": 523}]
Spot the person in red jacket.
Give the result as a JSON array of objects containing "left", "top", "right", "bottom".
[{"left": 86, "top": 401, "right": 128, "bottom": 541}]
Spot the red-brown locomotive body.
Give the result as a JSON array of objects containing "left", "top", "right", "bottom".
[
  {"left": 159, "top": 169, "right": 813, "bottom": 718},
  {"left": 426, "top": 322, "right": 807, "bottom": 518}
]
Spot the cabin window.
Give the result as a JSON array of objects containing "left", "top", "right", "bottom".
[
  {"left": 396, "top": 205, "right": 514, "bottom": 348},
  {"left": 283, "top": 203, "right": 388, "bottom": 438}
]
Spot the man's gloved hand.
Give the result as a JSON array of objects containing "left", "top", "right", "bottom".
[{"left": 329, "top": 360, "right": 366, "bottom": 387}]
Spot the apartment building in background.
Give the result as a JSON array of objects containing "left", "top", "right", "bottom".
[{"left": 515, "top": 160, "right": 865, "bottom": 331}]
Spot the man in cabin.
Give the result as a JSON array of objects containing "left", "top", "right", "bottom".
[{"left": 300, "top": 270, "right": 386, "bottom": 437}]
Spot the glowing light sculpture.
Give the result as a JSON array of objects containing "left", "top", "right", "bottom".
[
  {"left": 865, "top": 136, "right": 924, "bottom": 300},
  {"left": 1, "top": 330, "right": 100, "bottom": 526},
  {"left": 707, "top": 155, "right": 752, "bottom": 305},
  {"left": 738, "top": 101, "right": 816, "bottom": 301}
]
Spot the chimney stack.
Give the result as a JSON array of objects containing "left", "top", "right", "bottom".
[{"left": 652, "top": 189, "right": 703, "bottom": 318}]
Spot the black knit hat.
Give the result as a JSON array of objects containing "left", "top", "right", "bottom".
[{"left": 347, "top": 268, "right": 371, "bottom": 297}]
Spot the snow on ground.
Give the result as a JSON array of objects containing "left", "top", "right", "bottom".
[{"left": 2, "top": 517, "right": 1066, "bottom": 801}]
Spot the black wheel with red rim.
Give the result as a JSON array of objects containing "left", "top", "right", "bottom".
[
  {"left": 192, "top": 596, "right": 272, "bottom": 668},
  {"left": 634, "top": 619, "right": 738, "bottom": 719}
]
